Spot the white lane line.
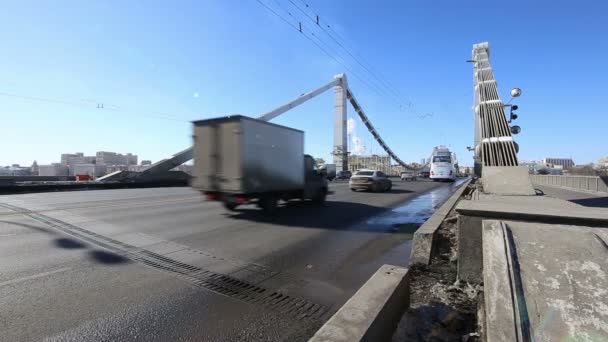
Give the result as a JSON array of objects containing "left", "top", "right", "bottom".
[{"left": 0, "top": 267, "right": 71, "bottom": 287}]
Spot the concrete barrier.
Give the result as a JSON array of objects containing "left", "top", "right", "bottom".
[
  {"left": 409, "top": 179, "right": 472, "bottom": 265},
  {"left": 530, "top": 174, "right": 608, "bottom": 193},
  {"left": 309, "top": 265, "right": 409, "bottom": 342}
]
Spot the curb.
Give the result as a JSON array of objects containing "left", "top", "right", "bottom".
[
  {"left": 309, "top": 265, "right": 410, "bottom": 342},
  {"left": 409, "top": 179, "right": 472, "bottom": 265}
]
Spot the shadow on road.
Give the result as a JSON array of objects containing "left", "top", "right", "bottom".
[
  {"left": 388, "top": 189, "right": 415, "bottom": 194},
  {"left": 54, "top": 237, "right": 87, "bottom": 249},
  {"left": 570, "top": 196, "right": 608, "bottom": 208},
  {"left": 349, "top": 189, "right": 415, "bottom": 194},
  {"left": 88, "top": 250, "right": 131, "bottom": 265},
  {"left": 1, "top": 219, "right": 130, "bottom": 266},
  {"left": 226, "top": 200, "right": 399, "bottom": 232}
]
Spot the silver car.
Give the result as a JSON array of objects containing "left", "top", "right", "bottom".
[
  {"left": 349, "top": 170, "right": 392, "bottom": 192},
  {"left": 400, "top": 171, "right": 417, "bottom": 181}
]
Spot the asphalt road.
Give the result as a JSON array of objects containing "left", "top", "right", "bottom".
[{"left": 0, "top": 180, "right": 459, "bottom": 341}]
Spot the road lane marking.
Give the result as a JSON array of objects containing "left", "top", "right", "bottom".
[{"left": 0, "top": 267, "right": 71, "bottom": 287}]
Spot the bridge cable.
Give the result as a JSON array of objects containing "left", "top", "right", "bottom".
[
  {"left": 292, "top": 0, "right": 425, "bottom": 117},
  {"left": 255, "top": 0, "right": 391, "bottom": 99}
]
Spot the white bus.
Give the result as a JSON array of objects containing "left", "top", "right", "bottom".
[{"left": 430, "top": 146, "right": 456, "bottom": 182}]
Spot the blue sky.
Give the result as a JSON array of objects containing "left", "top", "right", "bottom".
[{"left": 1, "top": 0, "right": 606, "bottom": 166}]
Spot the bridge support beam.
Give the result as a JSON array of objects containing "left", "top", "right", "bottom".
[{"left": 333, "top": 74, "right": 348, "bottom": 171}]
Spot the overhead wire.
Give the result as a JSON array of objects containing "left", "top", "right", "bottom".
[
  {"left": 0, "top": 91, "right": 191, "bottom": 123},
  {"left": 256, "top": 0, "right": 429, "bottom": 119},
  {"left": 259, "top": 0, "right": 390, "bottom": 99},
  {"left": 286, "top": 0, "right": 391, "bottom": 98},
  {"left": 292, "top": 0, "right": 427, "bottom": 117}
]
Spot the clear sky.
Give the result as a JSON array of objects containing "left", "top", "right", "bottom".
[{"left": 1, "top": 0, "right": 606, "bottom": 167}]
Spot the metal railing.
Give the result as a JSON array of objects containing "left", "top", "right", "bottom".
[{"left": 530, "top": 175, "right": 608, "bottom": 193}]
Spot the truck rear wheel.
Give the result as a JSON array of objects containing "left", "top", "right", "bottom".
[
  {"left": 312, "top": 188, "right": 327, "bottom": 204},
  {"left": 223, "top": 202, "right": 238, "bottom": 211},
  {"left": 258, "top": 195, "right": 277, "bottom": 213}
]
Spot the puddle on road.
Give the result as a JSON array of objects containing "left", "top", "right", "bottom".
[
  {"left": 365, "top": 179, "right": 468, "bottom": 229},
  {"left": 335, "top": 179, "right": 469, "bottom": 282}
]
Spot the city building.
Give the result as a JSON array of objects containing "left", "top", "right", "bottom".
[
  {"left": 543, "top": 158, "right": 575, "bottom": 169},
  {"left": 459, "top": 165, "right": 473, "bottom": 175},
  {"left": 61, "top": 153, "right": 84, "bottom": 165},
  {"left": 0, "top": 165, "right": 32, "bottom": 176},
  {"left": 31, "top": 161, "right": 39, "bottom": 175},
  {"left": 66, "top": 155, "right": 96, "bottom": 175},
  {"left": 348, "top": 154, "right": 391, "bottom": 174},
  {"left": 391, "top": 164, "right": 406, "bottom": 176},
  {"left": 141, "top": 160, "right": 152, "bottom": 166},
  {"left": 38, "top": 163, "right": 69, "bottom": 176},
  {"left": 96, "top": 151, "right": 138, "bottom": 166}
]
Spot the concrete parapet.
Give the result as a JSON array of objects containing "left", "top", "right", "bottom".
[
  {"left": 482, "top": 166, "right": 536, "bottom": 196},
  {"left": 531, "top": 174, "right": 608, "bottom": 194},
  {"left": 309, "top": 265, "right": 409, "bottom": 342}
]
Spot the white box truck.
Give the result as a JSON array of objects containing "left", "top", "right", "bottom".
[{"left": 191, "top": 115, "right": 328, "bottom": 212}]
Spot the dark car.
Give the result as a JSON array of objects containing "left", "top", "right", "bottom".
[{"left": 335, "top": 170, "right": 352, "bottom": 180}]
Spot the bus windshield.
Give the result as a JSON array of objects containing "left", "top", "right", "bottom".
[{"left": 433, "top": 156, "right": 451, "bottom": 163}]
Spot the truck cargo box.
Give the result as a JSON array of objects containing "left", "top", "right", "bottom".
[{"left": 192, "top": 115, "right": 305, "bottom": 194}]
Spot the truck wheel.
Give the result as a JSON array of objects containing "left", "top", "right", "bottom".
[
  {"left": 223, "top": 202, "right": 238, "bottom": 211},
  {"left": 259, "top": 195, "right": 277, "bottom": 213},
  {"left": 312, "top": 188, "right": 327, "bottom": 204}
]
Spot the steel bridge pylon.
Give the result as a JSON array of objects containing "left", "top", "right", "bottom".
[
  {"left": 106, "top": 73, "right": 416, "bottom": 182},
  {"left": 333, "top": 74, "right": 348, "bottom": 171}
]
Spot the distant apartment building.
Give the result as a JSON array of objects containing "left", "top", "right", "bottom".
[
  {"left": 543, "top": 158, "right": 574, "bottom": 169},
  {"left": 348, "top": 154, "right": 391, "bottom": 174},
  {"left": 141, "top": 160, "right": 152, "bottom": 166},
  {"left": 61, "top": 153, "right": 84, "bottom": 165},
  {"left": 66, "top": 156, "right": 96, "bottom": 175},
  {"left": 96, "top": 151, "right": 138, "bottom": 166},
  {"left": 38, "top": 163, "right": 69, "bottom": 176}
]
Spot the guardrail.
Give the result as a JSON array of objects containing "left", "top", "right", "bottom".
[{"left": 530, "top": 175, "right": 608, "bottom": 193}]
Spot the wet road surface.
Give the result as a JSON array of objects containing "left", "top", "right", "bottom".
[{"left": 0, "top": 180, "right": 463, "bottom": 341}]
